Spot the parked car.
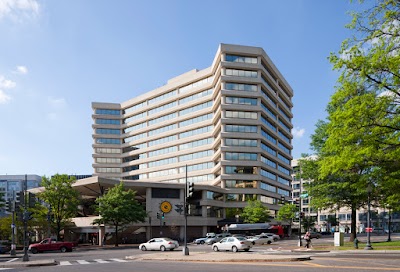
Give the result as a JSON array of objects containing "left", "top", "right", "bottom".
[
  {"left": 0, "top": 244, "right": 10, "bottom": 254},
  {"left": 260, "top": 233, "right": 280, "bottom": 241},
  {"left": 246, "top": 234, "right": 273, "bottom": 245},
  {"left": 205, "top": 233, "right": 231, "bottom": 245},
  {"left": 193, "top": 233, "right": 216, "bottom": 244},
  {"left": 212, "top": 236, "right": 252, "bottom": 252},
  {"left": 139, "top": 238, "right": 179, "bottom": 251}
]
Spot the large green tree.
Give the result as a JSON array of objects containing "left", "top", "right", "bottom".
[
  {"left": 240, "top": 200, "right": 270, "bottom": 223},
  {"left": 39, "top": 174, "right": 79, "bottom": 240},
  {"left": 326, "top": 0, "right": 400, "bottom": 208},
  {"left": 92, "top": 182, "right": 146, "bottom": 247}
]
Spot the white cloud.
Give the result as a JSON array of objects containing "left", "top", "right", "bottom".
[
  {"left": 0, "top": 0, "right": 40, "bottom": 21},
  {"left": 292, "top": 127, "right": 305, "bottom": 139},
  {"left": 0, "top": 89, "right": 12, "bottom": 104},
  {"left": 0, "top": 75, "right": 16, "bottom": 89},
  {"left": 48, "top": 97, "right": 67, "bottom": 109},
  {"left": 16, "top": 65, "right": 28, "bottom": 74}
]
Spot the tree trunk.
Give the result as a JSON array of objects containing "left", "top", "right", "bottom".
[
  {"left": 350, "top": 206, "right": 357, "bottom": 242},
  {"left": 56, "top": 221, "right": 61, "bottom": 241},
  {"left": 115, "top": 224, "right": 119, "bottom": 247}
]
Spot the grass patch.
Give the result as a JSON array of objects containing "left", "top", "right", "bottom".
[{"left": 309, "top": 240, "right": 400, "bottom": 251}]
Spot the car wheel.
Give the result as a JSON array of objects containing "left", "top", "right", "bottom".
[
  {"left": 213, "top": 246, "right": 218, "bottom": 252},
  {"left": 267, "top": 241, "right": 272, "bottom": 244},
  {"left": 170, "top": 249, "right": 174, "bottom": 251},
  {"left": 60, "top": 246, "right": 67, "bottom": 253},
  {"left": 30, "top": 248, "right": 38, "bottom": 254},
  {"left": 200, "top": 240, "right": 205, "bottom": 245},
  {"left": 141, "top": 246, "right": 147, "bottom": 251},
  {"left": 274, "top": 238, "right": 278, "bottom": 242},
  {"left": 160, "top": 245, "right": 166, "bottom": 251},
  {"left": 244, "top": 248, "right": 250, "bottom": 252},
  {"left": 232, "top": 246, "right": 238, "bottom": 252}
]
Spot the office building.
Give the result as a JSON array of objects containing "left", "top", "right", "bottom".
[{"left": 90, "top": 44, "right": 294, "bottom": 240}]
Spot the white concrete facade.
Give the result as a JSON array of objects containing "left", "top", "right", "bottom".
[{"left": 91, "top": 44, "right": 294, "bottom": 235}]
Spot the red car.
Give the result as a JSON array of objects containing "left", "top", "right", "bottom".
[{"left": 28, "top": 238, "right": 77, "bottom": 254}]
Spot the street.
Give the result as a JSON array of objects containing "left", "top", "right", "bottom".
[{"left": 1, "top": 235, "right": 399, "bottom": 272}]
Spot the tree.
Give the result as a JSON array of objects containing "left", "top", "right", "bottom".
[
  {"left": 240, "top": 200, "right": 270, "bottom": 223},
  {"left": 302, "top": 216, "right": 316, "bottom": 232},
  {"left": 277, "top": 204, "right": 298, "bottom": 235},
  {"left": 92, "top": 182, "right": 146, "bottom": 247},
  {"left": 39, "top": 174, "right": 79, "bottom": 240},
  {"left": 326, "top": 0, "right": 400, "bottom": 209}
]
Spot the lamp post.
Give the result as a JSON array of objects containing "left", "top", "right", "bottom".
[
  {"left": 364, "top": 185, "right": 373, "bottom": 250},
  {"left": 387, "top": 207, "right": 392, "bottom": 242},
  {"left": 298, "top": 164, "right": 302, "bottom": 247}
]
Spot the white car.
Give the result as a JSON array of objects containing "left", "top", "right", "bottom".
[
  {"left": 194, "top": 234, "right": 216, "bottom": 244},
  {"left": 139, "top": 238, "right": 179, "bottom": 251},
  {"left": 246, "top": 234, "right": 273, "bottom": 245},
  {"left": 260, "top": 233, "right": 280, "bottom": 241},
  {"left": 212, "top": 236, "right": 252, "bottom": 252}
]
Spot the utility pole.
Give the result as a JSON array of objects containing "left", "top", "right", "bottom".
[
  {"left": 298, "top": 163, "right": 303, "bottom": 247},
  {"left": 10, "top": 192, "right": 16, "bottom": 256}
]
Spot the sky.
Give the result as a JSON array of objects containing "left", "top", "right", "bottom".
[{"left": 0, "top": 0, "right": 367, "bottom": 177}]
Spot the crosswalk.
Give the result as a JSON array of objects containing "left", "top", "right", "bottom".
[{"left": 59, "top": 258, "right": 129, "bottom": 266}]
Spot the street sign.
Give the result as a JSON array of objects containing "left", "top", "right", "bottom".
[
  {"left": 300, "top": 193, "right": 308, "bottom": 198},
  {"left": 11, "top": 224, "right": 15, "bottom": 229},
  {"left": 366, "top": 227, "right": 373, "bottom": 233}
]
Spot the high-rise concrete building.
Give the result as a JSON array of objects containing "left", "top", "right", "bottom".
[{"left": 90, "top": 44, "right": 293, "bottom": 238}]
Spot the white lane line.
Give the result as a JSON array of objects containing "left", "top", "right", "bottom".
[
  {"left": 6, "top": 258, "right": 18, "bottom": 263},
  {"left": 94, "top": 259, "right": 110, "bottom": 263},
  {"left": 59, "top": 261, "right": 73, "bottom": 265},
  {"left": 109, "top": 258, "right": 128, "bottom": 262},
  {"left": 76, "top": 260, "right": 91, "bottom": 264}
]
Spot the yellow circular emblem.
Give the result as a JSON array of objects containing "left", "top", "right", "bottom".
[{"left": 160, "top": 201, "right": 172, "bottom": 213}]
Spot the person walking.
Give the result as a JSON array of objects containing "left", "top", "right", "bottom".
[{"left": 304, "top": 231, "right": 311, "bottom": 248}]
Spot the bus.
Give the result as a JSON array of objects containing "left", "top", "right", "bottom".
[{"left": 226, "top": 223, "right": 285, "bottom": 238}]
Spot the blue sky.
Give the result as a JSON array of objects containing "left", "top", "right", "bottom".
[{"left": 0, "top": 0, "right": 365, "bottom": 176}]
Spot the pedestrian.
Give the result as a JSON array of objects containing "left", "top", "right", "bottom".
[{"left": 304, "top": 231, "right": 311, "bottom": 248}]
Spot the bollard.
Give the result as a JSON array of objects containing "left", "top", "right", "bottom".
[{"left": 354, "top": 238, "right": 359, "bottom": 249}]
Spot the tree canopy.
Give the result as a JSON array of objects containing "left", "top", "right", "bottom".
[
  {"left": 241, "top": 200, "right": 270, "bottom": 223},
  {"left": 92, "top": 182, "right": 146, "bottom": 247},
  {"left": 39, "top": 174, "right": 79, "bottom": 240}
]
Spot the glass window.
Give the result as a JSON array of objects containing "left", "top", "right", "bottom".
[
  {"left": 226, "top": 111, "right": 257, "bottom": 119},
  {"left": 262, "top": 103, "right": 277, "bottom": 120},
  {"left": 278, "top": 165, "right": 290, "bottom": 175},
  {"left": 225, "top": 96, "right": 257, "bottom": 106},
  {"left": 148, "top": 135, "right": 177, "bottom": 147},
  {"left": 96, "top": 167, "right": 121, "bottom": 173},
  {"left": 95, "top": 138, "right": 121, "bottom": 145},
  {"left": 96, "top": 128, "right": 121, "bottom": 135},
  {"left": 226, "top": 194, "right": 256, "bottom": 202},
  {"left": 179, "top": 101, "right": 213, "bottom": 116},
  {"left": 225, "top": 152, "right": 257, "bottom": 160},
  {"left": 225, "top": 69, "right": 257, "bottom": 78},
  {"left": 261, "top": 143, "right": 277, "bottom": 156},
  {"left": 148, "top": 146, "right": 177, "bottom": 157},
  {"left": 148, "top": 90, "right": 177, "bottom": 105},
  {"left": 95, "top": 157, "right": 121, "bottom": 164},
  {"left": 124, "top": 101, "right": 146, "bottom": 114},
  {"left": 124, "top": 112, "right": 146, "bottom": 124},
  {"left": 95, "top": 109, "right": 120, "bottom": 115},
  {"left": 124, "top": 122, "right": 146, "bottom": 134},
  {"left": 206, "top": 191, "right": 224, "bottom": 201},
  {"left": 226, "top": 180, "right": 257, "bottom": 188},
  {"left": 96, "top": 148, "right": 120, "bottom": 154},
  {"left": 179, "top": 89, "right": 213, "bottom": 104},
  {"left": 260, "top": 169, "right": 276, "bottom": 180},
  {"left": 260, "top": 182, "right": 276, "bottom": 192},
  {"left": 261, "top": 156, "right": 276, "bottom": 168},
  {"left": 225, "top": 125, "right": 257, "bottom": 133},
  {"left": 225, "top": 54, "right": 257, "bottom": 64},
  {"left": 262, "top": 130, "right": 276, "bottom": 144},
  {"left": 179, "top": 113, "right": 213, "bottom": 127},
  {"left": 149, "top": 112, "right": 177, "bottom": 126},
  {"left": 225, "top": 82, "right": 257, "bottom": 92},
  {"left": 179, "top": 150, "right": 213, "bottom": 162},
  {"left": 179, "top": 126, "right": 212, "bottom": 139},
  {"left": 96, "top": 119, "right": 120, "bottom": 125},
  {"left": 179, "top": 162, "right": 214, "bottom": 173},
  {"left": 148, "top": 101, "right": 177, "bottom": 115},
  {"left": 148, "top": 124, "right": 177, "bottom": 136},
  {"left": 261, "top": 116, "right": 277, "bottom": 131},
  {"left": 225, "top": 166, "right": 257, "bottom": 174},
  {"left": 179, "top": 138, "right": 213, "bottom": 150},
  {"left": 179, "top": 76, "right": 214, "bottom": 93},
  {"left": 224, "top": 138, "right": 257, "bottom": 147}
]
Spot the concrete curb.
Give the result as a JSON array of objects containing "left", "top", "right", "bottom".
[{"left": 0, "top": 259, "right": 57, "bottom": 268}]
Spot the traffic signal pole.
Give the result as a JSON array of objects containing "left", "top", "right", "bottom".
[
  {"left": 22, "top": 174, "right": 29, "bottom": 262},
  {"left": 183, "top": 165, "right": 189, "bottom": 256}
]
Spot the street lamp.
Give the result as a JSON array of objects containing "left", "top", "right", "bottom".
[
  {"left": 387, "top": 206, "right": 392, "bottom": 242},
  {"left": 364, "top": 185, "right": 373, "bottom": 250}
]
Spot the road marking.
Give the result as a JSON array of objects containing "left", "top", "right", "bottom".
[
  {"left": 94, "top": 259, "right": 110, "bottom": 263},
  {"left": 76, "top": 260, "right": 91, "bottom": 264},
  {"left": 110, "top": 258, "right": 128, "bottom": 262},
  {"left": 5, "top": 258, "right": 18, "bottom": 263},
  {"left": 59, "top": 261, "right": 73, "bottom": 265}
]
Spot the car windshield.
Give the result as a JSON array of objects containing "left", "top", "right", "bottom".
[{"left": 236, "top": 237, "right": 246, "bottom": 241}]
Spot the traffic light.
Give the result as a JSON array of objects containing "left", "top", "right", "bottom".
[
  {"left": 16, "top": 191, "right": 24, "bottom": 205},
  {"left": 4, "top": 201, "right": 10, "bottom": 212},
  {"left": 156, "top": 212, "right": 160, "bottom": 219},
  {"left": 300, "top": 212, "right": 305, "bottom": 219},
  {"left": 187, "top": 182, "right": 194, "bottom": 199},
  {"left": 162, "top": 212, "right": 165, "bottom": 219},
  {"left": 28, "top": 192, "right": 36, "bottom": 208}
]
